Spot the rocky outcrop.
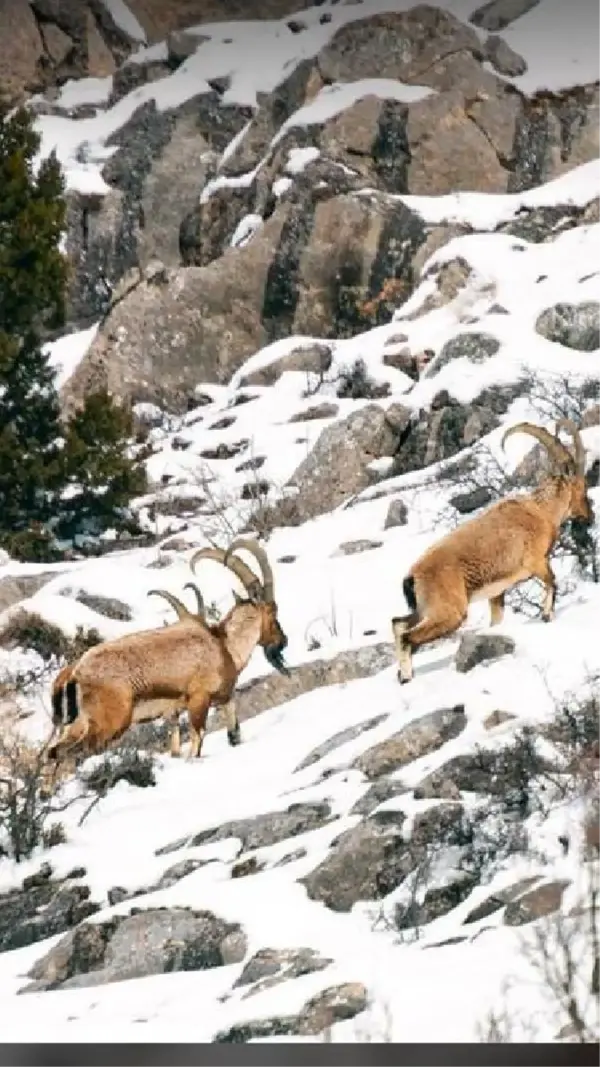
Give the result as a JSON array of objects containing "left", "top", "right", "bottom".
[
  {"left": 22, "top": 906, "right": 247, "bottom": 992},
  {"left": 0, "top": 864, "right": 99, "bottom": 954},
  {"left": 214, "top": 981, "right": 368, "bottom": 1041},
  {"left": 301, "top": 802, "right": 464, "bottom": 912},
  {"left": 0, "top": 0, "right": 135, "bottom": 105}
]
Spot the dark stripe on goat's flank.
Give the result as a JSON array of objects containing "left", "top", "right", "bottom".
[{"left": 65, "top": 679, "right": 79, "bottom": 723}]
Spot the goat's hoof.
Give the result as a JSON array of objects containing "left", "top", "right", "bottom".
[
  {"left": 396, "top": 670, "right": 411, "bottom": 685},
  {"left": 541, "top": 613, "right": 554, "bottom": 623},
  {"left": 227, "top": 727, "right": 242, "bottom": 746}
]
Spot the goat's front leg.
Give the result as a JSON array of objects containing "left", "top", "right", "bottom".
[
  {"left": 218, "top": 699, "right": 241, "bottom": 746},
  {"left": 533, "top": 558, "right": 557, "bottom": 622},
  {"left": 489, "top": 593, "right": 505, "bottom": 626},
  {"left": 186, "top": 688, "right": 212, "bottom": 759},
  {"left": 394, "top": 609, "right": 466, "bottom": 684},
  {"left": 391, "top": 612, "right": 419, "bottom": 684}
]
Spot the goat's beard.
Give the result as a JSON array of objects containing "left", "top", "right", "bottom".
[{"left": 264, "top": 645, "right": 290, "bottom": 675}]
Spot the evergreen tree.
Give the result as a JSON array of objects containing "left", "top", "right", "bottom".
[
  {"left": 59, "top": 391, "right": 147, "bottom": 542},
  {"left": 0, "top": 98, "right": 147, "bottom": 560},
  {"left": 0, "top": 98, "right": 67, "bottom": 560}
]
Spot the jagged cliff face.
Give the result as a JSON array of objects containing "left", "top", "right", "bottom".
[
  {"left": 10, "top": 1, "right": 594, "bottom": 414},
  {"left": 0, "top": 0, "right": 313, "bottom": 104}
]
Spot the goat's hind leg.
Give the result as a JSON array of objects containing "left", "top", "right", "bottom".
[
  {"left": 391, "top": 612, "right": 419, "bottom": 684},
  {"left": 533, "top": 558, "right": 557, "bottom": 622},
  {"left": 399, "top": 608, "right": 467, "bottom": 683}
]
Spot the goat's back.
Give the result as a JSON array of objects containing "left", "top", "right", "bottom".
[{"left": 412, "top": 496, "right": 553, "bottom": 596}]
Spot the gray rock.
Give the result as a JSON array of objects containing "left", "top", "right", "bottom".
[
  {"left": 450, "top": 487, "right": 493, "bottom": 514},
  {"left": 300, "top": 803, "right": 464, "bottom": 912},
  {"left": 240, "top": 343, "right": 332, "bottom": 387},
  {"left": 295, "top": 714, "right": 389, "bottom": 772},
  {"left": 395, "top": 872, "right": 478, "bottom": 931},
  {"left": 469, "top": 0, "right": 540, "bottom": 32},
  {"left": 334, "top": 539, "right": 383, "bottom": 557},
  {"left": 234, "top": 946, "right": 332, "bottom": 994},
  {"left": 71, "top": 591, "right": 132, "bottom": 621},
  {"left": 424, "top": 332, "right": 500, "bottom": 378},
  {"left": 353, "top": 706, "right": 467, "bottom": 780},
  {"left": 484, "top": 34, "right": 527, "bottom": 77},
  {"left": 455, "top": 633, "right": 515, "bottom": 673},
  {"left": 283, "top": 403, "right": 407, "bottom": 521},
  {"left": 350, "top": 779, "right": 408, "bottom": 818},
  {"left": 384, "top": 498, "right": 409, "bottom": 529},
  {"left": 23, "top": 907, "right": 245, "bottom": 992},
  {"left": 504, "top": 880, "right": 570, "bottom": 926},
  {"left": 463, "top": 875, "right": 541, "bottom": 923},
  {"left": 0, "top": 571, "right": 60, "bottom": 613},
  {"left": 214, "top": 981, "right": 368, "bottom": 1041},
  {"left": 0, "top": 868, "right": 99, "bottom": 955},
  {"left": 156, "top": 801, "right": 333, "bottom": 857},
  {"left": 535, "top": 301, "right": 600, "bottom": 352}
]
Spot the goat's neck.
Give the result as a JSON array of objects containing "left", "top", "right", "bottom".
[
  {"left": 531, "top": 477, "right": 572, "bottom": 530},
  {"left": 221, "top": 607, "right": 262, "bottom": 674}
]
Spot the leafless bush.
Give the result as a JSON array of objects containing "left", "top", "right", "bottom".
[
  {"left": 0, "top": 731, "right": 72, "bottom": 863},
  {"left": 336, "top": 358, "right": 390, "bottom": 401},
  {"left": 77, "top": 740, "right": 157, "bottom": 826},
  {"left": 0, "top": 610, "right": 102, "bottom": 666},
  {"left": 480, "top": 860, "right": 599, "bottom": 1043}
]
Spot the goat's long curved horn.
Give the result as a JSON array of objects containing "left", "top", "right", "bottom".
[
  {"left": 147, "top": 589, "right": 191, "bottom": 620},
  {"left": 555, "top": 418, "right": 586, "bottom": 475},
  {"left": 226, "top": 537, "right": 274, "bottom": 602},
  {"left": 190, "top": 546, "right": 262, "bottom": 599},
  {"left": 501, "top": 422, "right": 575, "bottom": 472},
  {"left": 183, "top": 581, "right": 205, "bottom": 616}
]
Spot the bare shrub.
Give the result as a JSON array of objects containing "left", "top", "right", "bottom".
[
  {"left": 77, "top": 740, "right": 157, "bottom": 826},
  {"left": 336, "top": 359, "right": 390, "bottom": 401},
  {"left": 0, "top": 611, "right": 102, "bottom": 665},
  {"left": 0, "top": 731, "right": 72, "bottom": 863}
]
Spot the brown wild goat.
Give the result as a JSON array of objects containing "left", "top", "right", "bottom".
[
  {"left": 392, "top": 419, "right": 594, "bottom": 683},
  {"left": 47, "top": 539, "right": 288, "bottom": 763}
]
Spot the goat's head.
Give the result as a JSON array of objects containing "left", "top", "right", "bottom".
[
  {"left": 190, "top": 538, "right": 289, "bottom": 674},
  {"left": 502, "top": 419, "right": 594, "bottom": 525}
]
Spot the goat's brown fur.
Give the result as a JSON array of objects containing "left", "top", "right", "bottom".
[
  {"left": 48, "top": 539, "right": 288, "bottom": 766},
  {"left": 392, "top": 420, "right": 594, "bottom": 683}
]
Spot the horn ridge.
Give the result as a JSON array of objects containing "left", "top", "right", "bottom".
[
  {"left": 226, "top": 537, "right": 274, "bottom": 601},
  {"left": 147, "top": 589, "right": 191, "bottom": 620},
  {"left": 501, "top": 421, "right": 575, "bottom": 472}
]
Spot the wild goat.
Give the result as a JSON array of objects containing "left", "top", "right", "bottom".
[
  {"left": 392, "top": 419, "right": 593, "bottom": 684},
  {"left": 47, "top": 539, "right": 288, "bottom": 763}
]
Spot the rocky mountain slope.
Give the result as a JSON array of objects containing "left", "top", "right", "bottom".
[{"left": 0, "top": 0, "right": 599, "bottom": 1045}]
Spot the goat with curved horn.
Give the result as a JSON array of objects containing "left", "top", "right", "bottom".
[
  {"left": 190, "top": 545, "right": 262, "bottom": 599},
  {"left": 183, "top": 581, "right": 206, "bottom": 616},
  {"left": 48, "top": 534, "right": 289, "bottom": 766},
  {"left": 555, "top": 418, "right": 586, "bottom": 475},
  {"left": 225, "top": 537, "right": 274, "bottom": 602},
  {"left": 392, "top": 420, "right": 594, "bottom": 684},
  {"left": 501, "top": 421, "right": 576, "bottom": 472},
  {"left": 147, "top": 589, "right": 192, "bottom": 621}
]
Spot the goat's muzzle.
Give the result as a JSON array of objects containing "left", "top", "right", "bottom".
[{"left": 263, "top": 636, "right": 290, "bottom": 675}]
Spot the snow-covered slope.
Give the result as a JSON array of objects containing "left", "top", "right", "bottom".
[{"left": 0, "top": 0, "right": 598, "bottom": 1047}]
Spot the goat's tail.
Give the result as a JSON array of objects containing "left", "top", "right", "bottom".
[
  {"left": 403, "top": 575, "right": 418, "bottom": 613},
  {"left": 51, "top": 669, "right": 80, "bottom": 726}
]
